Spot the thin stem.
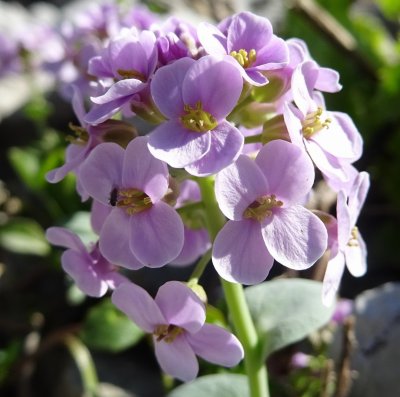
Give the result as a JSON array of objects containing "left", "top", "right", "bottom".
[
  {"left": 196, "top": 176, "right": 269, "bottom": 397},
  {"left": 189, "top": 248, "right": 212, "bottom": 283}
]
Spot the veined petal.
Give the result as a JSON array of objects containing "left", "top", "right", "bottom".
[
  {"left": 283, "top": 102, "right": 305, "bottom": 148},
  {"left": 182, "top": 56, "right": 243, "bottom": 120},
  {"left": 148, "top": 120, "right": 211, "bottom": 168},
  {"left": 197, "top": 22, "right": 227, "bottom": 55},
  {"left": 151, "top": 57, "right": 195, "bottom": 118},
  {"left": 262, "top": 205, "right": 327, "bottom": 270},
  {"left": 90, "top": 79, "right": 144, "bottom": 105},
  {"left": 155, "top": 281, "right": 205, "bottom": 333},
  {"left": 99, "top": 208, "right": 144, "bottom": 270},
  {"left": 212, "top": 219, "right": 274, "bottom": 285},
  {"left": 79, "top": 142, "right": 124, "bottom": 205},
  {"left": 255, "top": 140, "right": 314, "bottom": 204},
  {"left": 291, "top": 62, "right": 316, "bottom": 116},
  {"left": 336, "top": 191, "right": 352, "bottom": 249},
  {"left": 345, "top": 230, "right": 367, "bottom": 277},
  {"left": 129, "top": 202, "right": 184, "bottom": 267},
  {"left": 46, "top": 227, "right": 86, "bottom": 252},
  {"left": 62, "top": 250, "right": 108, "bottom": 298},
  {"left": 112, "top": 282, "right": 166, "bottom": 333},
  {"left": 154, "top": 335, "right": 198, "bottom": 382},
  {"left": 184, "top": 121, "right": 244, "bottom": 176},
  {"left": 322, "top": 252, "right": 346, "bottom": 307},
  {"left": 122, "top": 136, "right": 168, "bottom": 202},
  {"left": 84, "top": 96, "right": 130, "bottom": 125},
  {"left": 186, "top": 323, "right": 244, "bottom": 367},
  {"left": 90, "top": 200, "right": 112, "bottom": 235},
  {"left": 215, "top": 155, "right": 268, "bottom": 221},
  {"left": 347, "top": 171, "right": 370, "bottom": 224},
  {"left": 252, "top": 35, "right": 289, "bottom": 70}
]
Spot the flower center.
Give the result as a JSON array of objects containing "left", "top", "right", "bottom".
[
  {"left": 117, "top": 68, "right": 146, "bottom": 82},
  {"left": 180, "top": 101, "right": 217, "bottom": 133},
  {"left": 109, "top": 187, "right": 152, "bottom": 215},
  {"left": 154, "top": 324, "right": 184, "bottom": 343},
  {"left": 243, "top": 194, "right": 283, "bottom": 221},
  {"left": 66, "top": 123, "right": 89, "bottom": 145},
  {"left": 301, "top": 107, "right": 331, "bottom": 139},
  {"left": 347, "top": 226, "right": 359, "bottom": 247},
  {"left": 230, "top": 49, "right": 256, "bottom": 68}
]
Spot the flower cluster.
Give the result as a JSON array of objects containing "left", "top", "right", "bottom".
[{"left": 43, "top": 4, "right": 369, "bottom": 382}]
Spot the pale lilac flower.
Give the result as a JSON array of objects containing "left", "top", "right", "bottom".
[
  {"left": 331, "top": 299, "right": 353, "bottom": 324},
  {"left": 198, "top": 11, "right": 289, "bottom": 86},
  {"left": 79, "top": 136, "right": 184, "bottom": 269},
  {"left": 46, "top": 86, "right": 136, "bottom": 201},
  {"left": 322, "top": 172, "right": 370, "bottom": 306},
  {"left": 112, "top": 281, "right": 244, "bottom": 381},
  {"left": 284, "top": 61, "right": 362, "bottom": 186},
  {"left": 171, "top": 180, "right": 211, "bottom": 266},
  {"left": 291, "top": 352, "right": 311, "bottom": 369},
  {"left": 46, "top": 227, "right": 126, "bottom": 297},
  {"left": 213, "top": 140, "right": 327, "bottom": 284},
  {"left": 148, "top": 56, "right": 244, "bottom": 176},
  {"left": 85, "top": 28, "right": 157, "bottom": 124}
]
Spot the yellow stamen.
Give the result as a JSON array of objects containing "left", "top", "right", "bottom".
[
  {"left": 113, "top": 187, "right": 152, "bottom": 215},
  {"left": 301, "top": 107, "right": 331, "bottom": 138},
  {"left": 347, "top": 226, "right": 359, "bottom": 247},
  {"left": 66, "top": 123, "right": 89, "bottom": 145},
  {"left": 180, "top": 101, "right": 217, "bottom": 133},
  {"left": 154, "top": 324, "right": 184, "bottom": 343},
  {"left": 117, "top": 69, "right": 146, "bottom": 82},
  {"left": 230, "top": 49, "right": 257, "bottom": 68},
  {"left": 243, "top": 194, "right": 283, "bottom": 221}
]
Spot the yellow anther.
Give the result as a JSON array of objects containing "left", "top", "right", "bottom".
[
  {"left": 114, "top": 188, "right": 153, "bottom": 215},
  {"left": 66, "top": 123, "right": 89, "bottom": 145},
  {"left": 243, "top": 194, "right": 283, "bottom": 221},
  {"left": 180, "top": 101, "right": 217, "bottom": 133},
  {"left": 154, "top": 324, "right": 184, "bottom": 343},
  {"left": 117, "top": 69, "right": 146, "bottom": 82},
  {"left": 230, "top": 48, "right": 257, "bottom": 68},
  {"left": 302, "top": 107, "right": 331, "bottom": 138},
  {"left": 347, "top": 226, "right": 359, "bottom": 247}
]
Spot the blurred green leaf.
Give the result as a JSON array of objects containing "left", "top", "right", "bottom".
[
  {"left": 65, "top": 211, "right": 97, "bottom": 246},
  {"left": 0, "top": 217, "right": 50, "bottom": 255},
  {"left": 205, "top": 304, "right": 227, "bottom": 328},
  {"left": 245, "top": 279, "right": 335, "bottom": 357},
  {"left": 168, "top": 374, "right": 249, "bottom": 397},
  {"left": 8, "top": 147, "right": 42, "bottom": 190},
  {"left": 0, "top": 340, "right": 22, "bottom": 384},
  {"left": 80, "top": 298, "right": 144, "bottom": 352}
]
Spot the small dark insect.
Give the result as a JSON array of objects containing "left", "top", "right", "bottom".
[{"left": 109, "top": 187, "right": 118, "bottom": 206}]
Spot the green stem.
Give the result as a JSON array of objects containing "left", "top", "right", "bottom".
[
  {"left": 188, "top": 248, "right": 212, "bottom": 283},
  {"left": 196, "top": 176, "right": 269, "bottom": 397}
]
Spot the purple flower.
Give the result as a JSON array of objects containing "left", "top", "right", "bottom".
[
  {"left": 148, "top": 56, "right": 244, "bottom": 176},
  {"left": 46, "top": 227, "right": 126, "bottom": 297},
  {"left": 171, "top": 180, "right": 211, "bottom": 266},
  {"left": 85, "top": 28, "right": 157, "bottom": 124},
  {"left": 198, "top": 11, "right": 289, "bottom": 86},
  {"left": 212, "top": 140, "right": 328, "bottom": 284},
  {"left": 112, "top": 281, "right": 244, "bottom": 381},
  {"left": 46, "top": 86, "right": 136, "bottom": 201},
  {"left": 322, "top": 172, "right": 370, "bottom": 306},
  {"left": 79, "top": 136, "right": 184, "bottom": 269},
  {"left": 284, "top": 61, "right": 363, "bottom": 186}
]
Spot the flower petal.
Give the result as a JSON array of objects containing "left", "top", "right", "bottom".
[
  {"left": 154, "top": 335, "right": 198, "bottom": 382},
  {"left": 215, "top": 155, "right": 268, "bottom": 221},
  {"left": 79, "top": 142, "right": 124, "bottom": 205},
  {"left": 336, "top": 191, "right": 352, "bottom": 249},
  {"left": 212, "top": 219, "right": 274, "bottom": 285},
  {"left": 197, "top": 22, "right": 228, "bottom": 55},
  {"left": 148, "top": 120, "right": 211, "bottom": 168},
  {"left": 155, "top": 281, "right": 206, "bottom": 333},
  {"left": 315, "top": 67, "right": 342, "bottom": 93},
  {"left": 84, "top": 96, "right": 130, "bottom": 125},
  {"left": 151, "top": 57, "right": 195, "bottom": 118},
  {"left": 182, "top": 56, "right": 243, "bottom": 120},
  {"left": 184, "top": 121, "right": 244, "bottom": 176},
  {"left": 62, "top": 250, "right": 108, "bottom": 298},
  {"left": 90, "top": 79, "right": 144, "bottom": 105},
  {"left": 186, "top": 323, "right": 244, "bottom": 367},
  {"left": 99, "top": 208, "right": 144, "bottom": 270},
  {"left": 322, "top": 252, "right": 346, "bottom": 307},
  {"left": 129, "top": 202, "right": 184, "bottom": 267},
  {"left": 46, "top": 227, "right": 86, "bottom": 252},
  {"left": 262, "top": 205, "right": 327, "bottom": 270},
  {"left": 91, "top": 201, "right": 112, "bottom": 235},
  {"left": 112, "top": 282, "right": 166, "bottom": 333},
  {"left": 255, "top": 139, "right": 315, "bottom": 204},
  {"left": 345, "top": 231, "right": 367, "bottom": 277},
  {"left": 347, "top": 171, "right": 370, "bottom": 225},
  {"left": 122, "top": 136, "right": 168, "bottom": 202}
]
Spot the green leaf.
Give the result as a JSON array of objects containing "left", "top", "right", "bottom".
[
  {"left": 168, "top": 374, "right": 249, "bottom": 397},
  {"left": 8, "top": 147, "right": 42, "bottom": 190},
  {"left": 80, "top": 298, "right": 144, "bottom": 352},
  {"left": 245, "top": 279, "right": 335, "bottom": 357},
  {"left": 0, "top": 217, "right": 50, "bottom": 255},
  {"left": 65, "top": 212, "right": 97, "bottom": 246}
]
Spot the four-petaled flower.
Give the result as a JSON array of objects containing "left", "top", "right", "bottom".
[{"left": 112, "top": 281, "right": 244, "bottom": 381}]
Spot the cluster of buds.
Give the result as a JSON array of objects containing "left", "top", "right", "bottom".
[{"left": 41, "top": 3, "right": 369, "bottom": 382}]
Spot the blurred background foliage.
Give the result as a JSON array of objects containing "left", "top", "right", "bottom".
[{"left": 0, "top": 0, "right": 399, "bottom": 396}]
